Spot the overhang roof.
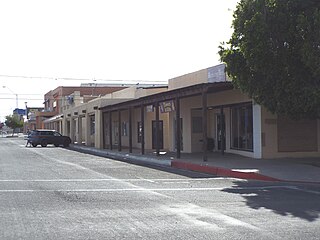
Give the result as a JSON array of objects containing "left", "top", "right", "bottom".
[
  {"left": 43, "top": 114, "right": 64, "bottom": 123},
  {"left": 100, "top": 82, "right": 234, "bottom": 112}
]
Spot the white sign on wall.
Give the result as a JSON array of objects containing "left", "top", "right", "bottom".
[{"left": 207, "top": 64, "right": 226, "bottom": 83}]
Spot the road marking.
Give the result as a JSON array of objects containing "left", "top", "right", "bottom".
[
  {"left": 0, "top": 186, "right": 297, "bottom": 193},
  {"left": 0, "top": 177, "right": 245, "bottom": 182},
  {"left": 0, "top": 188, "right": 226, "bottom": 192},
  {"left": 137, "top": 177, "right": 156, "bottom": 183},
  {"left": 286, "top": 186, "right": 320, "bottom": 195},
  {"left": 164, "top": 203, "right": 260, "bottom": 230},
  {"left": 163, "top": 181, "right": 190, "bottom": 184}
]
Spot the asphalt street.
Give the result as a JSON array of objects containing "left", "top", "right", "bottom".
[{"left": 0, "top": 137, "right": 320, "bottom": 240}]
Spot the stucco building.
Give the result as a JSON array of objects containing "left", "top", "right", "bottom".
[{"left": 45, "top": 64, "right": 320, "bottom": 159}]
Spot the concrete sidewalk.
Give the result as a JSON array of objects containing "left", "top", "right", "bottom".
[{"left": 69, "top": 144, "right": 320, "bottom": 184}]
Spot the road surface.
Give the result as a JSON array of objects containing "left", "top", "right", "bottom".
[{"left": 0, "top": 138, "right": 319, "bottom": 239}]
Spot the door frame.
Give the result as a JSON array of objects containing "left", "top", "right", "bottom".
[{"left": 152, "top": 120, "right": 164, "bottom": 149}]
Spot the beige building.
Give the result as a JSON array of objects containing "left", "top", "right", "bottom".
[
  {"left": 44, "top": 64, "right": 320, "bottom": 159},
  {"left": 99, "top": 64, "right": 319, "bottom": 159},
  {"left": 62, "top": 85, "right": 168, "bottom": 150}
]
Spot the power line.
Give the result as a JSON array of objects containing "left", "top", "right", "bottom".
[
  {"left": 0, "top": 93, "right": 43, "bottom": 96},
  {"left": 0, "top": 74, "right": 166, "bottom": 83},
  {"left": 0, "top": 74, "right": 85, "bottom": 81},
  {"left": 0, "top": 97, "right": 43, "bottom": 101}
]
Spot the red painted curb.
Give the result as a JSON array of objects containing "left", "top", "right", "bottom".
[{"left": 171, "top": 161, "right": 281, "bottom": 182}]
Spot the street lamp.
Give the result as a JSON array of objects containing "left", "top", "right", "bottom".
[
  {"left": 2, "top": 86, "right": 18, "bottom": 109},
  {"left": 25, "top": 101, "right": 28, "bottom": 119}
]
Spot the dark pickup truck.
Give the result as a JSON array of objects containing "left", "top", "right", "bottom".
[{"left": 27, "top": 129, "right": 71, "bottom": 147}]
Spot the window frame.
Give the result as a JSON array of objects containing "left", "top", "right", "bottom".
[{"left": 230, "top": 103, "right": 253, "bottom": 152}]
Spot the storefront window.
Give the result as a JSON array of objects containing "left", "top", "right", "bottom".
[
  {"left": 231, "top": 104, "right": 253, "bottom": 151},
  {"left": 90, "top": 115, "right": 95, "bottom": 135},
  {"left": 137, "top": 121, "right": 142, "bottom": 143}
]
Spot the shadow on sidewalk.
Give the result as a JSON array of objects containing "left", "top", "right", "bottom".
[{"left": 222, "top": 180, "right": 320, "bottom": 222}]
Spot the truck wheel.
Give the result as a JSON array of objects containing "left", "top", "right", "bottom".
[
  {"left": 41, "top": 141, "right": 47, "bottom": 147},
  {"left": 63, "top": 140, "right": 70, "bottom": 147}
]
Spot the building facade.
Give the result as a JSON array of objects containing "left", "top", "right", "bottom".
[{"left": 43, "top": 65, "right": 320, "bottom": 159}]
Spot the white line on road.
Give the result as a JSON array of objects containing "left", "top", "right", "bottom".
[
  {"left": 0, "top": 177, "right": 243, "bottom": 182},
  {"left": 0, "top": 188, "right": 225, "bottom": 193},
  {"left": 285, "top": 186, "right": 320, "bottom": 195},
  {"left": 0, "top": 186, "right": 297, "bottom": 193},
  {"left": 136, "top": 177, "right": 156, "bottom": 183}
]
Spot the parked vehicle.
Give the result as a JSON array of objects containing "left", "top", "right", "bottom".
[{"left": 27, "top": 129, "right": 71, "bottom": 148}]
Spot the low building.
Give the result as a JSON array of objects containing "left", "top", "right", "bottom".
[
  {"left": 42, "top": 65, "right": 320, "bottom": 159},
  {"left": 99, "top": 64, "right": 319, "bottom": 159},
  {"left": 62, "top": 84, "right": 168, "bottom": 149},
  {"left": 42, "top": 85, "right": 129, "bottom": 131}
]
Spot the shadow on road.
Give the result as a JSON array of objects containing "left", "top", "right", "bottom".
[
  {"left": 66, "top": 147, "right": 217, "bottom": 179},
  {"left": 222, "top": 181, "right": 320, "bottom": 222}
]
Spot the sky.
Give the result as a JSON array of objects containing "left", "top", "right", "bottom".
[{"left": 0, "top": 0, "right": 239, "bottom": 122}]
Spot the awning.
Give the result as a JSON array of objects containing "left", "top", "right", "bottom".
[{"left": 43, "top": 114, "right": 64, "bottom": 123}]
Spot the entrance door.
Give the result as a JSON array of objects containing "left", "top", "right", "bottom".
[
  {"left": 152, "top": 120, "right": 163, "bottom": 149},
  {"left": 216, "top": 114, "right": 226, "bottom": 150},
  {"left": 113, "top": 122, "right": 119, "bottom": 145}
]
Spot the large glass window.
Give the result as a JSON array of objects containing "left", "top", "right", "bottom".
[
  {"left": 137, "top": 121, "right": 142, "bottom": 143},
  {"left": 231, "top": 104, "right": 253, "bottom": 151},
  {"left": 90, "top": 115, "right": 95, "bottom": 135}
]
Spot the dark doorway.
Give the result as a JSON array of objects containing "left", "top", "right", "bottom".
[
  {"left": 216, "top": 113, "right": 226, "bottom": 150},
  {"left": 152, "top": 120, "right": 164, "bottom": 149}
]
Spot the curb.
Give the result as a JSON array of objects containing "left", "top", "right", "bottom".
[
  {"left": 69, "top": 145, "right": 171, "bottom": 167},
  {"left": 68, "top": 145, "right": 320, "bottom": 184},
  {"left": 171, "top": 160, "right": 281, "bottom": 182},
  {"left": 70, "top": 144, "right": 280, "bottom": 182}
]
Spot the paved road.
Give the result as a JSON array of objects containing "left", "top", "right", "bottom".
[{"left": 0, "top": 138, "right": 320, "bottom": 240}]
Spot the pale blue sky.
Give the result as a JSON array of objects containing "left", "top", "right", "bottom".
[{"left": 0, "top": 0, "right": 239, "bottom": 121}]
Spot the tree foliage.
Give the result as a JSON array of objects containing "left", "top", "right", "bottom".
[
  {"left": 219, "top": 0, "right": 320, "bottom": 119},
  {"left": 5, "top": 115, "right": 24, "bottom": 135}
]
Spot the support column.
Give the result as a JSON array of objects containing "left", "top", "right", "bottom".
[
  {"left": 118, "top": 110, "right": 122, "bottom": 151},
  {"left": 141, "top": 105, "right": 145, "bottom": 155},
  {"left": 75, "top": 118, "right": 78, "bottom": 143},
  {"left": 220, "top": 106, "right": 225, "bottom": 155},
  {"left": 253, "top": 102, "right": 262, "bottom": 158},
  {"left": 70, "top": 118, "right": 75, "bottom": 144},
  {"left": 85, "top": 113, "right": 91, "bottom": 147},
  {"left": 78, "top": 116, "right": 82, "bottom": 145},
  {"left": 175, "top": 97, "right": 181, "bottom": 159},
  {"left": 102, "top": 113, "right": 106, "bottom": 149},
  {"left": 62, "top": 116, "right": 67, "bottom": 136},
  {"left": 128, "top": 107, "right": 133, "bottom": 153},
  {"left": 202, "top": 92, "right": 208, "bottom": 161},
  {"left": 95, "top": 110, "right": 103, "bottom": 149},
  {"left": 155, "top": 101, "right": 160, "bottom": 156},
  {"left": 109, "top": 111, "right": 113, "bottom": 150}
]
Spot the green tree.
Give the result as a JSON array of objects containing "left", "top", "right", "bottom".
[
  {"left": 5, "top": 115, "right": 24, "bottom": 136},
  {"left": 219, "top": 0, "right": 320, "bottom": 119}
]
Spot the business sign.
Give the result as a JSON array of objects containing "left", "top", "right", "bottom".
[
  {"left": 160, "top": 101, "right": 175, "bottom": 113},
  {"left": 13, "top": 108, "right": 26, "bottom": 115},
  {"left": 146, "top": 105, "right": 154, "bottom": 112},
  {"left": 207, "top": 64, "right": 227, "bottom": 83}
]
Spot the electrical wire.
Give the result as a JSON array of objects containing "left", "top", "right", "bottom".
[{"left": 0, "top": 74, "right": 166, "bottom": 83}]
